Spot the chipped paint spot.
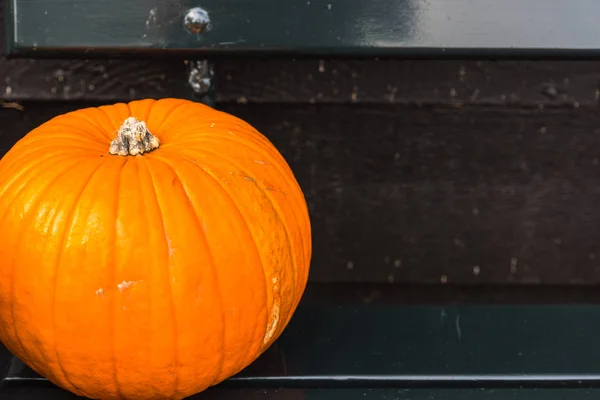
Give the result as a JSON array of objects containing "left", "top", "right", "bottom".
[
  {"left": 510, "top": 257, "right": 518, "bottom": 273},
  {"left": 387, "top": 272, "right": 394, "bottom": 283},
  {"left": 145, "top": 7, "right": 158, "bottom": 28},
  {"left": 95, "top": 288, "right": 104, "bottom": 298},
  {"left": 254, "top": 160, "right": 267, "bottom": 165}
]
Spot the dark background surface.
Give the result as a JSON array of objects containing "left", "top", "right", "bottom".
[{"left": 3, "top": 4, "right": 600, "bottom": 303}]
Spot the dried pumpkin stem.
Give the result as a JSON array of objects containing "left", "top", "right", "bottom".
[{"left": 109, "top": 117, "right": 160, "bottom": 156}]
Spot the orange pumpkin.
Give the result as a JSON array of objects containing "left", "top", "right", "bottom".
[{"left": 0, "top": 98, "right": 312, "bottom": 399}]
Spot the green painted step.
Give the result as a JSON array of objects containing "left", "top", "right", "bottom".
[
  {"left": 7, "top": 0, "right": 600, "bottom": 58},
  {"left": 2, "top": 303, "right": 600, "bottom": 398}
]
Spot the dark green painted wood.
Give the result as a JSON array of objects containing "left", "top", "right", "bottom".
[
  {"left": 3, "top": 304, "right": 600, "bottom": 398},
  {"left": 6, "top": 0, "right": 600, "bottom": 58},
  {"left": 246, "top": 304, "right": 600, "bottom": 382},
  {"left": 1, "top": 385, "right": 599, "bottom": 399}
]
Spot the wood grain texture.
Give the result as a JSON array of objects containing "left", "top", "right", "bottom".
[
  {"left": 0, "top": 59, "right": 599, "bottom": 106},
  {"left": 0, "top": 59, "right": 191, "bottom": 101},
  {"left": 233, "top": 104, "right": 600, "bottom": 285},
  {"left": 216, "top": 59, "right": 600, "bottom": 106},
  {"left": 3, "top": 102, "right": 600, "bottom": 285}
]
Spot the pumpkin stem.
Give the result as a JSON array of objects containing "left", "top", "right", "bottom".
[{"left": 108, "top": 117, "right": 160, "bottom": 156}]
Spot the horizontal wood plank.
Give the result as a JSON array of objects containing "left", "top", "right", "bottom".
[
  {"left": 7, "top": 0, "right": 600, "bottom": 58},
  {"left": 5, "top": 304, "right": 600, "bottom": 397},
  {"left": 216, "top": 60, "right": 599, "bottom": 106},
  {"left": 0, "top": 386, "right": 598, "bottom": 400},
  {"left": 0, "top": 59, "right": 598, "bottom": 106},
  {"left": 229, "top": 104, "right": 600, "bottom": 285},
  {"left": 2, "top": 102, "right": 600, "bottom": 284}
]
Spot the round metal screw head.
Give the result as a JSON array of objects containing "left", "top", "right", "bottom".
[{"left": 184, "top": 7, "right": 211, "bottom": 34}]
